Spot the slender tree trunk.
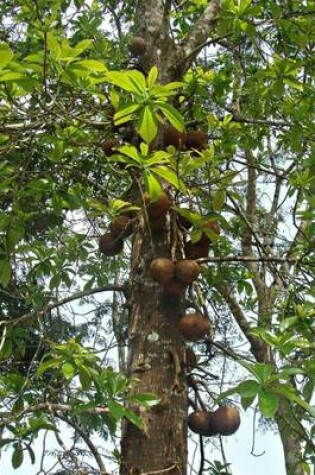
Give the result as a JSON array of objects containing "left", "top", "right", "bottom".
[
  {"left": 276, "top": 402, "right": 304, "bottom": 475},
  {"left": 121, "top": 217, "right": 187, "bottom": 475}
]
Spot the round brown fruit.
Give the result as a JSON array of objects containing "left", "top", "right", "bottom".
[
  {"left": 110, "top": 215, "right": 132, "bottom": 239},
  {"left": 185, "top": 347, "right": 197, "bottom": 369},
  {"left": 164, "top": 126, "right": 186, "bottom": 149},
  {"left": 185, "top": 241, "right": 210, "bottom": 259},
  {"left": 149, "top": 258, "right": 175, "bottom": 285},
  {"left": 210, "top": 406, "right": 241, "bottom": 436},
  {"left": 143, "top": 191, "right": 171, "bottom": 218},
  {"left": 175, "top": 259, "right": 201, "bottom": 285},
  {"left": 99, "top": 233, "right": 124, "bottom": 256},
  {"left": 130, "top": 36, "right": 147, "bottom": 56},
  {"left": 178, "top": 313, "right": 211, "bottom": 342},
  {"left": 188, "top": 411, "right": 218, "bottom": 436},
  {"left": 102, "top": 138, "right": 120, "bottom": 156},
  {"left": 185, "top": 130, "right": 208, "bottom": 151}
]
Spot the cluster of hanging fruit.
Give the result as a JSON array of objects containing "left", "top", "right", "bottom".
[
  {"left": 188, "top": 406, "right": 241, "bottom": 437},
  {"left": 99, "top": 214, "right": 133, "bottom": 256},
  {"left": 99, "top": 189, "right": 220, "bottom": 261}
]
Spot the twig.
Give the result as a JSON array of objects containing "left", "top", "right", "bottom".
[{"left": 0, "top": 284, "right": 124, "bottom": 327}]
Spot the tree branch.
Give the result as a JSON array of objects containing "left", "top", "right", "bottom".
[
  {"left": 180, "top": 0, "right": 221, "bottom": 61},
  {"left": 0, "top": 285, "right": 124, "bottom": 327}
]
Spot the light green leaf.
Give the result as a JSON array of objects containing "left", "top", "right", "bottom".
[
  {"left": 156, "top": 102, "right": 185, "bottom": 132},
  {"left": 114, "top": 104, "right": 140, "bottom": 122},
  {"left": 106, "top": 71, "right": 142, "bottom": 94},
  {"left": 72, "top": 39, "right": 93, "bottom": 57},
  {"left": 75, "top": 59, "right": 107, "bottom": 72},
  {"left": 143, "top": 171, "right": 162, "bottom": 199},
  {"left": 47, "top": 32, "right": 61, "bottom": 58},
  {"left": 128, "top": 393, "right": 160, "bottom": 407},
  {"left": 147, "top": 66, "right": 158, "bottom": 90},
  {"left": 118, "top": 145, "right": 142, "bottom": 164},
  {"left": 0, "top": 72, "right": 25, "bottom": 82},
  {"left": 126, "top": 70, "right": 147, "bottom": 93},
  {"left": 258, "top": 389, "right": 279, "bottom": 418},
  {"left": 0, "top": 43, "right": 13, "bottom": 69},
  {"left": 62, "top": 362, "right": 76, "bottom": 380},
  {"left": 153, "top": 166, "right": 186, "bottom": 192},
  {"left": 139, "top": 106, "right": 158, "bottom": 144}
]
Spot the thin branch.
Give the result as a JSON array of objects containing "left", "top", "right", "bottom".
[
  {"left": 197, "top": 256, "right": 297, "bottom": 263},
  {"left": 59, "top": 413, "right": 109, "bottom": 475},
  {"left": 0, "top": 285, "right": 124, "bottom": 327},
  {"left": 0, "top": 402, "right": 110, "bottom": 427},
  {"left": 216, "top": 286, "right": 270, "bottom": 363}
]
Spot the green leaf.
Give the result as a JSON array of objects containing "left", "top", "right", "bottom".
[
  {"left": 147, "top": 66, "right": 158, "bottom": 90},
  {"left": 106, "top": 71, "right": 142, "bottom": 94},
  {"left": 239, "top": 360, "right": 274, "bottom": 384},
  {"left": 107, "top": 400, "right": 126, "bottom": 420},
  {"left": 72, "top": 39, "right": 93, "bottom": 57},
  {"left": 79, "top": 366, "right": 92, "bottom": 390},
  {"left": 0, "top": 259, "right": 12, "bottom": 287},
  {"left": 47, "top": 32, "right": 61, "bottom": 58},
  {"left": 26, "top": 446, "right": 35, "bottom": 465},
  {"left": 0, "top": 43, "right": 13, "bottom": 69},
  {"left": 0, "top": 72, "right": 25, "bottom": 82},
  {"left": 258, "top": 389, "right": 279, "bottom": 418},
  {"left": 114, "top": 104, "right": 140, "bottom": 123},
  {"left": 241, "top": 395, "right": 256, "bottom": 410},
  {"left": 6, "top": 227, "right": 24, "bottom": 253},
  {"left": 212, "top": 189, "right": 226, "bottom": 211},
  {"left": 126, "top": 70, "right": 147, "bottom": 93},
  {"left": 250, "top": 328, "right": 280, "bottom": 347},
  {"left": 128, "top": 393, "right": 160, "bottom": 407},
  {"left": 273, "top": 384, "right": 315, "bottom": 417},
  {"left": 143, "top": 171, "right": 162, "bottom": 199},
  {"left": 12, "top": 445, "right": 24, "bottom": 469},
  {"left": 118, "top": 145, "right": 142, "bottom": 164},
  {"left": 237, "top": 380, "right": 260, "bottom": 398},
  {"left": 62, "top": 362, "right": 76, "bottom": 380},
  {"left": 76, "top": 59, "right": 107, "bottom": 72},
  {"left": 156, "top": 102, "right": 185, "bottom": 132},
  {"left": 138, "top": 106, "right": 158, "bottom": 144},
  {"left": 123, "top": 407, "right": 144, "bottom": 430},
  {"left": 153, "top": 166, "right": 186, "bottom": 192}
]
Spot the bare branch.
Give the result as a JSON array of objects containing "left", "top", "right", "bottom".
[{"left": 0, "top": 284, "right": 124, "bottom": 327}]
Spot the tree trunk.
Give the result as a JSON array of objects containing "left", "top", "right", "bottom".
[
  {"left": 120, "top": 216, "right": 187, "bottom": 475},
  {"left": 276, "top": 401, "right": 304, "bottom": 475},
  {"left": 119, "top": 3, "right": 221, "bottom": 473}
]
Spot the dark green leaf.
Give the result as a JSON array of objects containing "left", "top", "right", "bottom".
[{"left": 12, "top": 445, "right": 24, "bottom": 469}]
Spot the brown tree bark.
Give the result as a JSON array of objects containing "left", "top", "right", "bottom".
[
  {"left": 276, "top": 402, "right": 304, "bottom": 475},
  {"left": 120, "top": 217, "right": 187, "bottom": 475},
  {"left": 120, "top": 3, "right": 220, "bottom": 474}
]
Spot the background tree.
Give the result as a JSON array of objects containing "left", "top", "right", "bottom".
[{"left": 0, "top": 1, "right": 314, "bottom": 475}]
